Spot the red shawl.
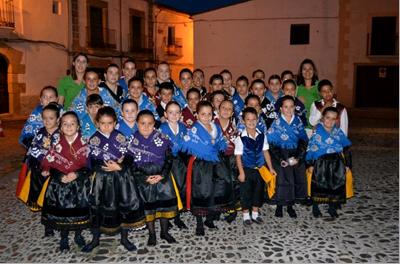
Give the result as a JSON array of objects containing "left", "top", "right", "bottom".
[{"left": 42, "top": 133, "right": 88, "bottom": 174}]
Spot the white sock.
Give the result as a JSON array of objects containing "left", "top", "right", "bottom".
[
  {"left": 252, "top": 211, "right": 259, "bottom": 220},
  {"left": 243, "top": 212, "right": 250, "bottom": 221}
]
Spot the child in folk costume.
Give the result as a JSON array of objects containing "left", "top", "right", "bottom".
[
  {"left": 18, "top": 103, "right": 61, "bottom": 214},
  {"left": 309, "top": 79, "right": 349, "bottom": 136},
  {"left": 275, "top": 79, "right": 308, "bottom": 127},
  {"left": 40, "top": 111, "right": 91, "bottom": 251},
  {"left": 182, "top": 101, "right": 235, "bottom": 236},
  {"left": 19, "top": 86, "right": 59, "bottom": 149},
  {"left": 214, "top": 99, "right": 240, "bottom": 223},
  {"left": 159, "top": 101, "right": 189, "bottom": 229},
  {"left": 306, "top": 107, "right": 352, "bottom": 218},
  {"left": 127, "top": 110, "right": 178, "bottom": 246},
  {"left": 232, "top": 75, "right": 249, "bottom": 121},
  {"left": 115, "top": 99, "right": 139, "bottom": 141},
  {"left": 235, "top": 107, "right": 276, "bottom": 226},
  {"left": 181, "top": 88, "right": 200, "bottom": 128},
  {"left": 82, "top": 106, "right": 145, "bottom": 252},
  {"left": 267, "top": 96, "right": 309, "bottom": 218},
  {"left": 81, "top": 94, "right": 103, "bottom": 141},
  {"left": 237, "top": 94, "right": 268, "bottom": 135},
  {"left": 251, "top": 79, "right": 277, "bottom": 129}
]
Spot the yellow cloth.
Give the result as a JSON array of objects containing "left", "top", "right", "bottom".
[
  {"left": 17, "top": 170, "right": 31, "bottom": 203},
  {"left": 346, "top": 169, "right": 354, "bottom": 199},
  {"left": 170, "top": 173, "right": 183, "bottom": 210},
  {"left": 258, "top": 166, "right": 275, "bottom": 199},
  {"left": 37, "top": 177, "right": 50, "bottom": 207},
  {"left": 306, "top": 168, "right": 312, "bottom": 197}
]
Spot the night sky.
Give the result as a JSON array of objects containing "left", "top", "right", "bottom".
[{"left": 154, "top": 0, "right": 248, "bottom": 15}]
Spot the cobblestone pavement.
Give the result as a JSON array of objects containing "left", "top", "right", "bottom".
[{"left": 0, "top": 121, "right": 398, "bottom": 263}]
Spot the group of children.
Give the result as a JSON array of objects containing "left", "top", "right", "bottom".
[{"left": 16, "top": 55, "right": 353, "bottom": 252}]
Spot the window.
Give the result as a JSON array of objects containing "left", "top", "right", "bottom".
[
  {"left": 86, "top": 0, "right": 115, "bottom": 49},
  {"left": 129, "top": 9, "right": 145, "bottom": 51},
  {"left": 369, "top": 16, "right": 397, "bottom": 56},
  {"left": 52, "top": 0, "right": 61, "bottom": 15},
  {"left": 167, "top": 26, "right": 175, "bottom": 46},
  {"left": 290, "top": 24, "right": 310, "bottom": 45}
]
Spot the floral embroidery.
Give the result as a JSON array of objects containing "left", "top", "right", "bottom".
[
  {"left": 90, "top": 136, "right": 101, "bottom": 146},
  {"left": 154, "top": 137, "right": 164, "bottom": 147},
  {"left": 116, "top": 133, "right": 126, "bottom": 143}
]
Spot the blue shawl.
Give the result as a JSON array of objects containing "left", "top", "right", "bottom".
[
  {"left": 81, "top": 113, "right": 97, "bottom": 141},
  {"left": 19, "top": 105, "right": 44, "bottom": 148},
  {"left": 181, "top": 121, "right": 227, "bottom": 162},
  {"left": 232, "top": 92, "right": 246, "bottom": 118},
  {"left": 265, "top": 90, "right": 283, "bottom": 104},
  {"left": 69, "top": 87, "right": 121, "bottom": 120},
  {"left": 306, "top": 123, "right": 351, "bottom": 161},
  {"left": 267, "top": 115, "right": 308, "bottom": 149},
  {"left": 159, "top": 121, "right": 187, "bottom": 156},
  {"left": 116, "top": 119, "right": 138, "bottom": 141}
]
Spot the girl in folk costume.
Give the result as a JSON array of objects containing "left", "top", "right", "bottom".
[
  {"left": 182, "top": 101, "right": 235, "bottom": 236},
  {"left": 181, "top": 88, "right": 200, "bottom": 128},
  {"left": 306, "top": 107, "right": 352, "bottom": 218},
  {"left": 40, "top": 111, "right": 91, "bottom": 251},
  {"left": 267, "top": 96, "right": 309, "bottom": 218},
  {"left": 127, "top": 110, "right": 178, "bottom": 246},
  {"left": 159, "top": 101, "right": 189, "bottom": 229},
  {"left": 115, "top": 99, "right": 139, "bottom": 142},
  {"left": 19, "top": 86, "right": 59, "bottom": 149},
  {"left": 18, "top": 103, "right": 61, "bottom": 215},
  {"left": 214, "top": 99, "right": 240, "bottom": 223},
  {"left": 82, "top": 106, "right": 145, "bottom": 252}
]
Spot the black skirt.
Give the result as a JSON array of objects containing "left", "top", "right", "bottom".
[
  {"left": 89, "top": 161, "right": 145, "bottom": 235},
  {"left": 25, "top": 158, "right": 47, "bottom": 212},
  {"left": 171, "top": 154, "right": 187, "bottom": 209},
  {"left": 135, "top": 163, "right": 177, "bottom": 222},
  {"left": 270, "top": 148, "right": 307, "bottom": 206},
  {"left": 41, "top": 168, "right": 91, "bottom": 231},
  {"left": 190, "top": 158, "right": 235, "bottom": 216},
  {"left": 222, "top": 154, "right": 241, "bottom": 210},
  {"left": 311, "top": 153, "right": 346, "bottom": 204}
]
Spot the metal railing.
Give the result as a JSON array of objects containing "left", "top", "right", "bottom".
[
  {"left": 0, "top": 0, "right": 15, "bottom": 28},
  {"left": 86, "top": 26, "right": 116, "bottom": 49},
  {"left": 165, "top": 37, "right": 183, "bottom": 57},
  {"left": 127, "top": 33, "right": 152, "bottom": 54}
]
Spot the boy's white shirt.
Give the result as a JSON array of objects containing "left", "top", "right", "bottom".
[
  {"left": 309, "top": 99, "right": 348, "bottom": 136},
  {"left": 234, "top": 128, "right": 269, "bottom": 155}
]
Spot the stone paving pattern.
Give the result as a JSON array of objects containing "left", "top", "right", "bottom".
[{"left": 0, "top": 122, "right": 398, "bottom": 263}]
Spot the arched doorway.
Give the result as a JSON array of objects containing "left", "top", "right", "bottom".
[{"left": 0, "top": 55, "right": 8, "bottom": 113}]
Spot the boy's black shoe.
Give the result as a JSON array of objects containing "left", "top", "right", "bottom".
[
  {"left": 252, "top": 216, "right": 264, "bottom": 224},
  {"left": 195, "top": 226, "right": 205, "bottom": 236},
  {"left": 243, "top": 219, "right": 252, "bottom": 227},
  {"left": 287, "top": 206, "right": 297, "bottom": 218},
  {"left": 204, "top": 220, "right": 218, "bottom": 229},
  {"left": 160, "top": 232, "right": 177, "bottom": 243},
  {"left": 275, "top": 206, "right": 283, "bottom": 217},
  {"left": 147, "top": 233, "right": 157, "bottom": 246}
]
